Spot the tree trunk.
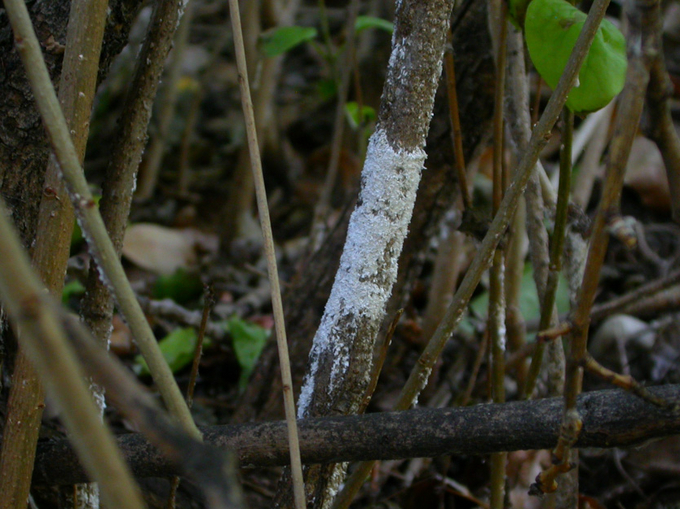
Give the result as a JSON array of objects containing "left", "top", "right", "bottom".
[{"left": 272, "top": 1, "right": 468, "bottom": 507}]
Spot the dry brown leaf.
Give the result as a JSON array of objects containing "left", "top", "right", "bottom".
[
  {"left": 625, "top": 136, "right": 671, "bottom": 213},
  {"left": 122, "top": 223, "right": 217, "bottom": 275}
]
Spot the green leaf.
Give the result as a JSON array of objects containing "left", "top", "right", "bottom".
[
  {"left": 355, "top": 16, "right": 393, "bottom": 34},
  {"left": 525, "top": 0, "right": 627, "bottom": 114},
  {"left": 345, "top": 102, "right": 376, "bottom": 130},
  {"left": 316, "top": 78, "right": 338, "bottom": 101},
  {"left": 134, "top": 328, "right": 200, "bottom": 376},
  {"left": 260, "top": 26, "right": 318, "bottom": 58},
  {"left": 228, "top": 317, "right": 269, "bottom": 391},
  {"left": 153, "top": 268, "right": 203, "bottom": 305},
  {"left": 62, "top": 279, "right": 85, "bottom": 305},
  {"left": 469, "top": 263, "right": 570, "bottom": 341},
  {"left": 508, "top": 0, "right": 531, "bottom": 28}
]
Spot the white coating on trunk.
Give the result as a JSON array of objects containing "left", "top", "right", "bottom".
[{"left": 297, "top": 128, "right": 426, "bottom": 418}]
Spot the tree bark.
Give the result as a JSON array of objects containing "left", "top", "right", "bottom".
[
  {"left": 0, "top": 0, "right": 144, "bottom": 362},
  {"left": 270, "top": 1, "right": 456, "bottom": 506},
  {"left": 233, "top": 0, "right": 494, "bottom": 427}
]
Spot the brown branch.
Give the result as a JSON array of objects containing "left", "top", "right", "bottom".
[
  {"left": 55, "top": 312, "right": 244, "bottom": 509},
  {"left": 34, "top": 384, "right": 680, "bottom": 486},
  {"left": 536, "top": 0, "right": 657, "bottom": 493},
  {"left": 0, "top": 0, "right": 109, "bottom": 502}
]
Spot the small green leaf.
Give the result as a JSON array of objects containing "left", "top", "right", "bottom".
[
  {"left": 228, "top": 317, "right": 269, "bottom": 391},
  {"left": 469, "top": 263, "right": 570, "bottom": 341},
  {"left": 355, "top": 16, "right": 393, "bottom": 34},
  {"left": 345, "top": 102, "right": 376, "bottom": 130},
  {"left": 134, "top": 328, "right": 199, "bottom": 376},
  {"left": 62, "top": 279, "right": 85, "bottom": 305},
  {"left": 260, "top": 26, "right": 318, "bottom": 57},
  {"left": 153, "top": 268, "right": 203, "bottom": 305},
  {"left": 525, "top": 0, "right": 627, "bottom": 114}
]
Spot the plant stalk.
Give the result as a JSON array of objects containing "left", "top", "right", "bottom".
[{"left": 227, "top": 0, "right": 306, "bottom": 507}]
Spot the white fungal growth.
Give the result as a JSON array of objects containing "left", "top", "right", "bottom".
[{"left": 297, "top": 128, "right": 426, "bottom": 418}]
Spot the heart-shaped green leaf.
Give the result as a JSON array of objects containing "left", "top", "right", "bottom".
[{"left": 525, "top": 0, "right": 627, "bottom": 114}]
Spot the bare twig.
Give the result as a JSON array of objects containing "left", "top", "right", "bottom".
[
  {"left": 444, "top": 28, "right": 471, "bottom": 208},
  {"left": 166, "top": 284, "right": 216, "bottom": 509},
  {"left": 227, "top": 1, "right": 306, "bottom": 507},
  {"left": 524, "top": 108, "right": 574, "bottom": 398},
  {"left": 488, "top": 3, "right": 508, "bottom": 507},
  {"left": 0, "top": 197, "right": 145, "bottom": 509},
  {"left": 58, "top": 313, "right": 244, "bottom": 509},
  {"left": 219, "top": 0, "right": 302, "bottom": 251},
  {"left": 136, "top": 0, "right": 196, "bottom": 200},
  {"left": 534, "top": 0, "right": 656, "bottom": 493},
  {"left": 645, "top": 8, "right": 680, "bottom": 224},
  {"left": 311, "top": 0, "right": 361, "bottom": 245},
  {"left": 572, "top": 102, "right": 614, "bottom": 208}
]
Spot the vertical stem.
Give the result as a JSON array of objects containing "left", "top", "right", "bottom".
[
  {"left": 5, "top": 0, "right": 200, "bottom": 439},
  {"left": 136, "top": 0, "right": 196, "bottom": 201},
  {"left": 311, "top": 0, "right": 361, "bottom": 244},
  {"left": 443, "top": 28, "right": 471, "bottom": 209},
  {"left": 227, "top": 1, "right": 306, "bottom": 507},
  {"left": 0, "top": 0, "right": 109, "bottom": 505},
  {"left": 524, "top": 108, "right": 573, "bottom": 398},
  {"left": 534, "top": 3, "right": 653, "bottom": 490},
  {"left": 0, "top": 200, "right": 145, "bottom": 509},
  {"left": 489, "top": 3, "right": 507, "bottom": 507}
]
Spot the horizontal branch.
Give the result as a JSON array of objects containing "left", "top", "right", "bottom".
[{"left": 34, "top": 385, "right": 680, "bottom": 485}]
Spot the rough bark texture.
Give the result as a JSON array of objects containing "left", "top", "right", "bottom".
[
  {"left": 0, "top": 0, "right": 143, "bottom": 367},
  {"left": 0, "top": 0, "right": 141, "bottom": 247},
  {"left": 271, "top": 2, "right": 457, "bottom": 506},
  {"left": 34, "top": 384, "right": 680, "bottom": 485}
]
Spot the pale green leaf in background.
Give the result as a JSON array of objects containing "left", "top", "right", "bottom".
[{"left": 260, "top": 26, "right": 318, "bottom": 58}]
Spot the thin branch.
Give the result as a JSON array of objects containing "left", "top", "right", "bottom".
[
  {"left": 645, "top": 2, "right": 680, "bottom": 224},
  {"left": 0, "top": 197, "right": 145, "bottom": 509},
  {"left": 444, "top": 28, "right": 471, "bottom": 208},
  {"left": 488, "top": 3, "right": 508, "bottom": 507},
  {"left": 311, "top": 0, "right": 361, "bottom": 244},
  {"left": 534, "top": 0, "right": 655, "bottom": 492},
  {"left": 227, "top": 1, "right": 306, "bottom": 507},
  {"left": 524, "top": 108, "right": 574, "bottom": 398},
  {"left": 166, "top": 284, "right": 216, "bottom": 509},
  {"left": 136, "top": 0, "right": 196, "bottom": 200},
  {"left": 57, "top": 312, "right": 244, "bottom": 509},
  {"left": 34, "top": 384, "right": 680, "bottom": 485}
]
